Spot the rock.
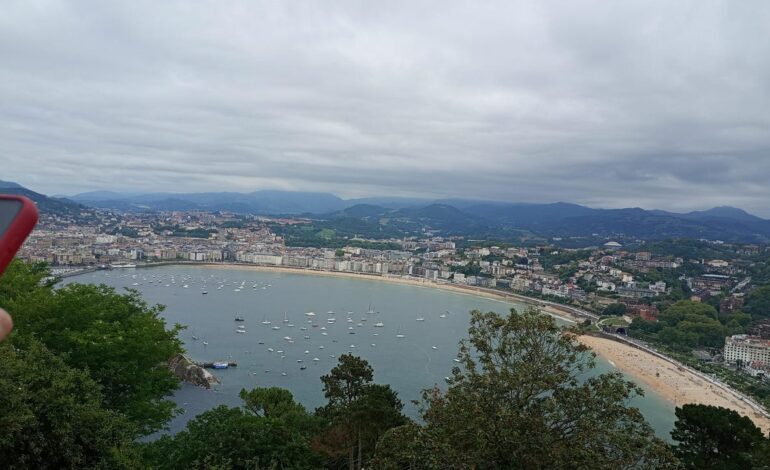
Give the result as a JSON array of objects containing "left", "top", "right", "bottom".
[{"left": 168, "top": 354, "right": 219, "bottom": 388}]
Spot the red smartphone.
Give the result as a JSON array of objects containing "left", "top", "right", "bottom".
[{"left": 0, "top": 195, "right": 39, "bottom": 276}]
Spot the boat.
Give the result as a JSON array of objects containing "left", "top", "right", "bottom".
[
  {"left": 300, "top": 365, "right": 307, "bottom": 370},
  {"left": 283, "top": 311, "right": 289, "bottom": 323},
  {"left": 374, "top": 322, "right": 384, "bottom": 328},
  {"left": 283, "top": 336, "right": 292, "bottom": 341},
  {"left": 305, "top": 312, "right": 316, "bottom": 317},
  {"left": 201, "top": 291, "right": 207, "bottom": 295},
  {"left": 236, "top": 329, "right": 246, "bottom": 334},
  {"left": 396, "top": 326, "right": 405, "bottom": 339},
  {"left": 432, "top": 346, "right": 438, "bottom": 350},
  {"left": 261, "top": 316, "right": 271, "bottom": 325},
  {"left": 327, "top": 310, "right": 334, "bottom": 315},
  {"left": 212, "top": 362, "right": 229, "bottom": 369},
  {"left": 203, "top": 341, "right": 209, "bottom": 346},
  {"left": 439, "top": 314, "right": 447, "bottom": 318},
  {"left": 271, "top": 326, "right": 280, "bottom": 330},
  {"left": 267, "top": 347, "right": 274, "bottom": 352},
  {"left": 111, "top": 263, "right": 137, "bottom": 268},
  {"left": 191, "top": 335, "right": 199, "bottom": 341},
  {"left": 366, "top": 303, "right": 375, "bottom": 314},
  {"left": 416, "top": 317, "right": 425, "bottom": 322},
  {"left": 235, "top": 315, "right": 245, "bottom": 322}
]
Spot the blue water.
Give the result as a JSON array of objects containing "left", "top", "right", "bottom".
[{"left": 64, "top": 266, "right": 675, "bottom": 438}]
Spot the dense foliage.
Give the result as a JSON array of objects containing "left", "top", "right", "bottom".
[
  {"left": 373, "top": 309, "right": 677, "bottom": 469},
  {"left": 0, "top": 261, "right": 183, "bottom": 438},
  {"left": 630, "top": 300, "right": 750, "bottom": 351},
  {"left": 671, "top": 404, "right": 770, "bottom": 468},
  {"left": 142, "top": 388, "right": 324, "bottom": 469},
  {"left": 0, "top": 338, "right": 140, "bottom": 469}
]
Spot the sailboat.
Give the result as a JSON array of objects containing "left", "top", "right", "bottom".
[
  {"left": 396, "top": 326, "right": 405, "bottom": 339},
  {"left": 261, "top": 315, "right": 271, "bottom": 325},
  {"left": 283, "top": 311, "right": 289, "bottom": 323},
  {"left": 366, "top": 303, "right": 376, "bottom": 314},
  {"left": 235, "top": 314, "right": 245, "bottom": 322},
  {"left": 374, "top": 321, "right": 384, "bottom": 327}
]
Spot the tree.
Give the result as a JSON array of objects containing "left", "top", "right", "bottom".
[
  {"left": 603, "top": 303, "right": 628, "bottom": 316},
  {"left": 317, "top": 355, "right": 407, "bottom": 470},
  {"left": 671, "top": 404, "right": 769, "bottom": 468},
  {"left": 744, "top": 286, "right": 770, "bottom": 318},
  {"left": 141, "top": 388, "right": 322, "bottom": 469},
  {"left": 0, "top": 261, "right": 184, "bottom": 434},
  {"left": 0, "top": 338, "right": 140, "bottom": 468},
  {"left": 374, "top": 308, "right": 678, "bottom": 469},
  {"left": 660, "top": 301, "right": 719, "bottom": 326}
]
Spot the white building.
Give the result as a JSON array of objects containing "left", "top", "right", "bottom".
[{"left": 724, "top": 335, "right": 770, "bottom": 370}]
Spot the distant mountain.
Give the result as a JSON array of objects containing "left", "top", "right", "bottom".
[
  {"left": 71, "top": 190, "right": 347, "bottom": 214},
  {"left": 0, "top": 180, "right": 89, "bottom": 219},
  {"left": 679, "top": 206, "right": 765, "bottom": 224},
  {"left": 334, "top": 204, "right": 390, "bottom": 219},
  {"left": 65, "top": 186, "right": 770, "bottom": 243}
]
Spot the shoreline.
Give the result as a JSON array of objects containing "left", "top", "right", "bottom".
[
  {"left": 143, "top": 262, "right": 582, "bottom": 323},
  {"left": 580, "top": 334, "right": 770, "bottom": 433},
  {"left": 92, "top": 261, "right": 770, "bottom": 431}
]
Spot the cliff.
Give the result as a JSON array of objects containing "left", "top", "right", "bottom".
[{"left": 168, "top": 354, "right": 219, "bottom": 388}]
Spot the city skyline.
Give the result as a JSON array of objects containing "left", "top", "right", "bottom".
[{"left": 2, "top": 1, "right": 770, "bottom": 214}]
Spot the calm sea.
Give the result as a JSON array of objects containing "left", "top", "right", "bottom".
[{"left": 63, "top": 265, "right": 675, "bottom": 439}]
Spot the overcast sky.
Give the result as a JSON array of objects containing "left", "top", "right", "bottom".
[{"left": 2, "top": 1, "right": 769, "bottom": 214}]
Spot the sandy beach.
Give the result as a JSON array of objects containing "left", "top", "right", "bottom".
[
  {"left": 147, "top": 262, "right": 770, "bottom": 432},
  {"left": 580, "top": 335, "right": 770, "bottom": 433}
]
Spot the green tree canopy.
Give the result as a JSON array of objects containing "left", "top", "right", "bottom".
[
  {"left": 0, "top": 261, "right": 183, "bottom": 434},
  {"left": 603, "top": 303, "right": 628, "bottom": 316},
  {"left": 317, "top": 354, "right": 407, "bottom": 470},
  {"left": 671, "top": 404, "right": 769, "bottom": 468},
  {"left": 744, "top": 286, "right": 770, "bottom": 318},
  {"left": 141, "top": 388, "right": 322, "bottom": 469},
  {"left": 374, "top": 308, "right": 677, "bottom": 469},
  {"left": 0, "top": 338, "right": 140, "bottom": 469}
]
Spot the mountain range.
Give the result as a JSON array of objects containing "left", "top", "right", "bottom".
[
  {"left": 3, "top": 181, "right": 769, "bottom": 243},
  {"left": 0, "top": 180, "right": 90, "bottom": 219}
]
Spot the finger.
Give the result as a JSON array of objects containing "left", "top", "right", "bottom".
[{"left": 0, "top": 308, "right": 13, "bottom": 341}]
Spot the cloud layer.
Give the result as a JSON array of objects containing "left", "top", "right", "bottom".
[{"left": 2, "top": 1, "right": 769, "bottom": 214}]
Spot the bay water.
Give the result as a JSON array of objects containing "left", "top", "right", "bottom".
[{"left": 64, "top": 265, "right": 675, "bottom": 438}]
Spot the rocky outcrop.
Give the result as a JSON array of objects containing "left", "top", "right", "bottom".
[{"left": 168, "top": 354, "right": 219, "bottom": 388}]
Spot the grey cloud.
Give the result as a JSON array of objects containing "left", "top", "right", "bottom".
[{"left": 1, "top": 0, "right": 770, "bottom": 215}]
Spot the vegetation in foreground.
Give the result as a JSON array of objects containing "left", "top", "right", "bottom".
[{"left": 1, "top": 260, "right": 769, "bottom": 468}]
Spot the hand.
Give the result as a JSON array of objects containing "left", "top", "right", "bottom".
[{"left": 0, "top": 308, "right": 12, "bottom": 341}]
